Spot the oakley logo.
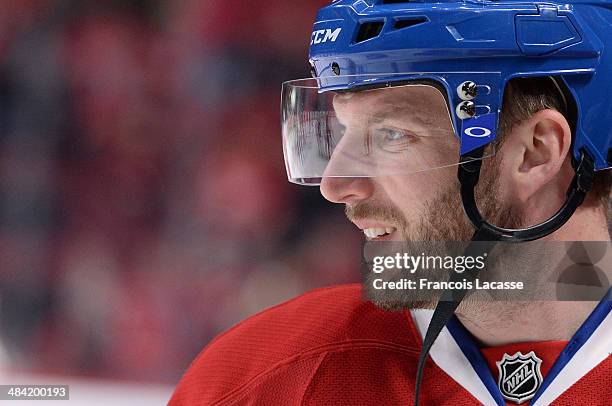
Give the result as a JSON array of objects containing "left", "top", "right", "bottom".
[
  {"left": 464, "top": 126, "right": 492, "bottom": 138},
  {"left": 311, "top": 28, "right": 342, "bottom": 45}
]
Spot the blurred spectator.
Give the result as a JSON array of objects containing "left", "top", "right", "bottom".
[{"left": 0, "top": 0, "right": 360, "bottom": 384}]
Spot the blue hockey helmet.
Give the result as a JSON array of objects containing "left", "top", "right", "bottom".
[{"left": 281, "top": 0, "right": 610, "bottom": 241}]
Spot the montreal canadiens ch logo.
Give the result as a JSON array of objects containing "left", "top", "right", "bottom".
[{"left": 496, "top": 351, "right": 543, "bottom": 404}]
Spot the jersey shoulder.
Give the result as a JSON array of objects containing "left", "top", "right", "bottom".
[{"left": 169, "top": 283, "right": 422, "bottom": 405}]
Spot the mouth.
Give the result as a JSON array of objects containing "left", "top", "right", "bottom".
[{"left": 362, "top": 226, "right": 397, "bottom": 241}]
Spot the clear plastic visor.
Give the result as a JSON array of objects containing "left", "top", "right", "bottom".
[{"left": 282, "top": 78, "right": 483, "bottom": 185}]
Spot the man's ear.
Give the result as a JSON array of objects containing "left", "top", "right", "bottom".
[{"left": 503, "top": 109, "right": 572, "bottom": 203}]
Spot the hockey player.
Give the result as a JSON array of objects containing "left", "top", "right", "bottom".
[{"left": 171, "top": 1, "right": 611, "bottom": 404}]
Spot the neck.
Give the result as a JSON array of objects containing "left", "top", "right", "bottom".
[
  {"left": 456, "top": 301, "right": 599, "bottom": 346},
  {"left": 457, "top": 204, "right": 610, "bottom": 347}
]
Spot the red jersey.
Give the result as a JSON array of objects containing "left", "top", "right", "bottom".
[{"left": 170, "top": 284, "right": 611, "bottom": 405}]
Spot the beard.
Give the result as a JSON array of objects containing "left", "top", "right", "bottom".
[{"left": 352, "top": 159, "right": 527, "bottom": 311}]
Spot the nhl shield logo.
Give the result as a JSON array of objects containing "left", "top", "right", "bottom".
[{"left": 496, "top": 351, "right": 543, "bottom": 404}]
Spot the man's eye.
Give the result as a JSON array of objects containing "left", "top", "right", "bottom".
[
  {"left": 374, "top": 127, "right": 416, "bottom": 152},
  {"left": 384, "top": 129, "right": 406, "bottom": 141}
]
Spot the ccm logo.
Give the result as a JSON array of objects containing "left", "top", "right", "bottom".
[
  {"left": 464, "top": 126, "right": 491, "bottom": 138},
  {"left": 311, "top": 28, "right": 342, "bottom": 45}
]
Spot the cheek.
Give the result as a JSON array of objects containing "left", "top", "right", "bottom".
[
  {"left": 481, "top": 154, "right": 513, "bottom": 201},
  {"left": 378, "top": 169, "right": 455, "bottom": 217}
]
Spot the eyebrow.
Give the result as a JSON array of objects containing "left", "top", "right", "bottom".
[{"left": 368, "top": 104, "right": 432, "bottom": 127}]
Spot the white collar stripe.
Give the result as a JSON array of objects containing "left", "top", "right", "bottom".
[
  {"left": 446, "top": 316, "right": 506, "bottom": 406},
  {"left": 411, "top": 310, "right": 500, "bottom": 406}
]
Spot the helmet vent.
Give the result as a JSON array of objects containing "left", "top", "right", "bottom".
[
  {"left": 355, "top": 21, "right": 385, "bottom": 43},
  {"left": 394, "top": 17, "right": 428, "bottom": 30}
]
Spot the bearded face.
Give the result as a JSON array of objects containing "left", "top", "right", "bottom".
[{"left": 319, "top": 85, "right": 526, "bottom": 311}]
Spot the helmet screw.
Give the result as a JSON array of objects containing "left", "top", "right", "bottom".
[
  {"left": 331, "top": 62, "right": 341, "bottom": 76},
  {"left": 456, "top": 101, "right": 476, "bottom": 120},
  {"left": 457, "top": 81, "right": 477, "bottom": 100}
]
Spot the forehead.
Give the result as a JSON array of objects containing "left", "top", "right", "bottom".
[{"left": 332, "top": 84, "right": 449, "bottom": 118}]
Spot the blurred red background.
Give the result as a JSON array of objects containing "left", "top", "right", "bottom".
[{"left": 0, "top": 0, "right": 361, "bottom": 388}]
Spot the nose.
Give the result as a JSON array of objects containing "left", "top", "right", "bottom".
[
  {"left": 320, "top": 176, "right": 374, "bottom": 204},
  {"left": 318, "top": 125, "right": 374, "bottom": 204}
]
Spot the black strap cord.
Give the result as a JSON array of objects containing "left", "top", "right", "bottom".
[
  {"left": 413, "top": 225, "right": 498, "bottom": 405},
  {"left": 413, "top": 147, "right": 596, "bottom": 406}
]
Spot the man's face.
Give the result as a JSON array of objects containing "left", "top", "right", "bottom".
[
  {"left": 320, "top": 84, "right": 478, "bottom": 242},
  {"left": 319, "top": 85, "right": 522, "bottom": 310}
]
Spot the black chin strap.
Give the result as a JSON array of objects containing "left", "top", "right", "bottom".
[
  {"left": 459, "top": 147, "right": 595, "bottom": 242},
  {"left": 413, "top": 147, "right": 595, "bottom": 406}
]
